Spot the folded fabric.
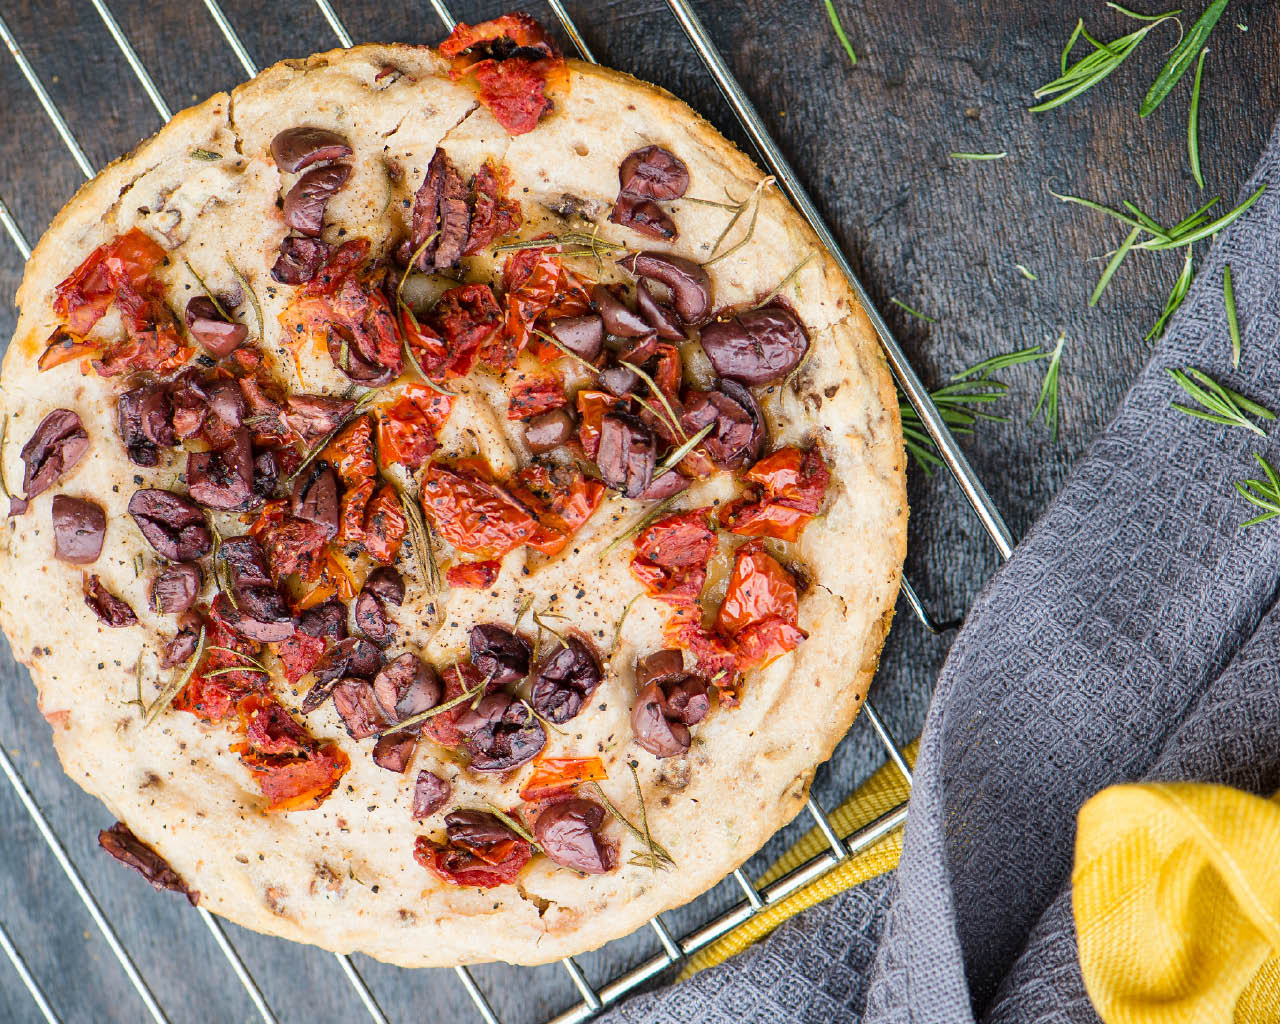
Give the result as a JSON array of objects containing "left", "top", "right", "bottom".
[{"left": 1074, "top": 782, "right": 1280, "bottom": 1024}]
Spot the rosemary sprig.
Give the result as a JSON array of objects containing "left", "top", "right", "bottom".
[
  {"left": 704, "top": 177, "right": 773, "bottom": 266},
  {"left": 1030, "top": 333, "right": 1067, "bottom": 441},
  {"left": 398, "top": 486, "right": 440, "bottom": 596},
  {"left": 1224, "top": 264, "right": 1241, "bottom": 367},
  {"left": 184, "top": 260, "right": 230, "bottom": 321},
  {"left": 203, "top": 665, "right": 269, "bottom": 680},
  {"left": 225, "top": 258, "right": 262, "bottom": 339},
  {"left": 889, "top": 297, "right": 936, "bottom": 323},
  {"left": 207, "top": 645, "right": 272, "bottom": 674},
  {"left": 132, "top": 553, "right": 144, "bottom": 578},
  {"left": 951, "top": 346, "right": 1049, "bottom": 381},
  {"left": 1030, "top": 5, "right": 1181, "bottom": 113},
  {"left": 1090, "top": 225, "right": 1142, "bottom": 307},
  {"left": 514, "top": 593, "right": 535, "bottom": 628},
  {"left": 654, "top": 422, "right": 714, "bottom": 478},
  {"left": 757, "top": 251, "right": 816, "bottom": 307},
  {"left": 949, "top": 151, "right": 1007, "bottom": 161},
  {"left": 590, "top": 768, "right": 674, "bottom": 871},
  {"left": 611, "top": 594, "right": 640, "bottom": 656},
  {"left": 1136, "top": 186, "right": 1266, "bottom": 250},
  {"left": 1237, "top": 454, "right": 1280, "bottom": 527},
  {"left": 600, "top": 494, "right": 682, "bottom": 558},
  {"left": 485, "top": 805, "right": 542, "bottom": 850},
  {"left": 283, "top": 394, "right": 375, "bottom": 487},
  {"left": 144, "top": 626, "right": 206, "bottom": 726},
  {"left": 1146, "top": 245, "right": 1194, "bottom": 340},
  {"left": 1140, "top": 0, "right": 1227, "bottom": 116},
  {"left": 380, "top": 671, "right": 492, "bottom": 734},
  {"left": 824, "top": 0, "right": 857, "bottom": 67},
  {"left": 1188, "top": 47, "right": 1208, "bottom": 188},
  {"left": 1169, "top": 367, "right": 1274, "bottom": 436},
  {"left": 492, "top": 232, "right": 627, "bottom": 261}
]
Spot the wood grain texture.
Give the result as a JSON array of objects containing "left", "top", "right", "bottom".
[{"left": 0, "top": 1, "right": 1276, "bottom": 1021}]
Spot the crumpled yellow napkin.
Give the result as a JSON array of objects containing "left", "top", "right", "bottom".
[{"left": 1074, "top": 781, "right": 1280, "bottom": 1024}]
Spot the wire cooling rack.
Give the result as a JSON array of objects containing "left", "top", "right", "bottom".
[{"left": 0, "top": 2, "right": 1015, "bottom": 1022}]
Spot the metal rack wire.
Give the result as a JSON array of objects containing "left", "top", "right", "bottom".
[{"left": 0, "top": 2, "right": 1014, "bottom": 1022}]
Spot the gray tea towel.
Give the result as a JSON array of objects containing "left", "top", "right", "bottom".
[{"left": 599, "top": 108, "right": 1280, "bottom": 1024}]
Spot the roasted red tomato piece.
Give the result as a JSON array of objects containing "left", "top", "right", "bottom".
[
  {"left": 250, "top": 500, "right": 330, "bottom": 582},
  {"left": 53, "top": 227, "right": 166, "bottom": 336},
  {"left": 235, "top": 694, "right": 310, "bottom": 756},
  {"left": 401, "top": 306, "right": 451, "bottom": 380},
  {"left": 496, "top": 246, "right": 561, "bottom": 369},
  {"left": 631, "top": 508, "right": 716, "bottom": 605},
  {"left": 519, "top": 755, "right": 607, "bottom": 802},
  {"left": 439, "top": 13, "right": 558, "bottom": 58},
  {"left": 323, "top": 416, "right": 376, "bottom": 486},
  {"left": 576, "top": 389, "right": 623, "bottom": 458},
  {"left": 239, "top": 741, "right": 350, "bottom": 813},
  {"left": 427, "top": 283, "right": 502, "bottom": 379},
  {"left": 715, "top": 539, "right": 806, "bottom": 670},
  {"left": 173, "top": 599, "right": 266, "bottom": 723},
  {"left": 338, "top": 478, "right": 375, "bottom": 548},
  {"left": 463, "top": 160, "right": 523, "bottom": 255},
  {"left": 377, "top": 383, "right": 455, "bottom": 470},
  {"left": 723, "top": 447, "right": 830, "bottom": 543},
  {"left": 413, "top": 832, "right": 532, "bottom": 888},
  {"left": 441, "top": 15, "right": 564, "bottom": 137},
  {"left": 303, "top": 239, "right": 369, "bottom": 297},
  {"left": 507, "top": 373, "right": 566, "bottom": 420},
  {"left": 270, "top": 631, "right": 326, "bottom": 687},
  {"left": 509, "top": 461, "right": 605, "bottom": 556},
  {"left": 663, "top": 610, "right": 740, "bottom": 703},
  {"left": 363, "top": 483, "right": 407, "bottom": 564},
  {"left": 446, "top": 560, "right": 502, "bottom": 589},
  {"left": 420, "top": 460, "right": 542, "bottom": 559}
]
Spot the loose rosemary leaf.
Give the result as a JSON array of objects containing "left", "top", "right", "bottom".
[
  {"left": 1146, "top": 245, "right": 1195, "bottom": 341},
  {"left": 824, "top": 0, "right": 857, "bottom": 67},
  {"left": 1169, "top": 367, "right": 1273, "bottom": 436},
  {"left": 1140, "top": 0, "right": 1228, "bottom": 116},
  {"left": 1236, "top": 453, "right": 1280, "bottom": 528},
  {"left": 1188, "top": 47, "right": 1208, "bottom": 188},
  {"left": 889, "top": 297, "right": 937, "bottom": 323},
  {"left": 1224, "top": 263, "right": 1242, "bottom": 367},
  {"left": 1089, "top": 225, "right": 1142, "bottom": 307},
  {"left": 949, "top": 151, "right": 1007, "bottom": 161},
  {"left": 1030, "top": 333, "right": 1067, "bottom": 441}
]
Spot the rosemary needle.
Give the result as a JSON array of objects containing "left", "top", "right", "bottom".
[
  {"left": 1188, "top": 47, "right": 1208, "bottom": 189},
  {"left": 1090, "top": 225, "right": 1141, "bottom": 307},
  {"left": 824, "top": 0, "right": 857, "bottom": 67},
  {"left": 949, "top": 151, "right": 1007, "bottom": 161},
  {"left": 1224, "top": 264, "right": 1242, "bottom": 367},
  {"left": 1140, "top": 0, "right": 1227, "bottom": 117},
  {"left": 1236, "top": 453, "right": 1280, "bottom": 528},
  {"left": 1146, "top": 245, "right": 1195, "bottom": 341},
  {"left": 889, "top": 297, "right": 936, "bottom": 323},
  {"left": 1030, "top": 333, "right": 1067, "bottom": 441},
  {"left": 1015, "top": 264, "right": 1039, "bottom": 282},
  {"left": 1169, "top": 367, "right": 1273, "bottom": 437}
]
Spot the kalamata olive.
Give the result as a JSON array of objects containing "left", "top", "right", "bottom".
[
  {"left": 615, "top": 332, "right": 659, "bottom": 366},
  {"left": 19, "top": 409, "right": 89, "bottom": 505},
  {"left": 326, "top": 327, "right": 397, "bottom": 387},
  {"left": 303, "top": 637, "right": 380, "bottom": 712},
  {"left": 599, "top": 364, "right": 639, "bottom": 398},
  {"left": 636, "top": 649, "right": 685, "bottom": 689},
  {"left": 150, "top": 563, "right": 202, "bottom": 614},
  {"left": 98, "top": 821, "right": 198, "bottom": 905},
  {"left": 371, "top": 652, "right": 442, "bottom": 725},
  {"left": 218, "top": 535, "right": 270, "bottom": 585},
  {"left": 454, "top": 693, "right": 511, "bottom": 738},
  {"left": 298, "top": 600, "right": 347, "bottom": 643},
  {"left": 547, "top": 315, "right": 604, "bottom": 361},
  {"left": 618, "top": 146, "right": 689, "bottom": 200},
  {"left": 205, "top": 380, "right": 246, "bottom": 427},
  {"left": 698, "top": 306, "right": 809, "bottom": 385},
  {"left": 590, "top": 284, "right": 650, "bottom": 337},
  {"left": 218, "top": 588, "right": 295, "bottom": 643},
  {"left": 618, "top": 252, "right": 712, "bottom": 325},
  {"left": 636, "top": 280, "right": 685, "bottom": 340},
  {"left": 664, "top": 678, "right": 710, "bottom": 726},
  {"left": 463, "top": 696, "right": 546, "bottom": 772},
  {"left": 354, "top": 589, "right": 395, "bottom": 647},
  {"left": 632, "top": 681, "right": 690, "bottom": 758},
  {"left": 609, "top": 195, "right": 676, "bottom": 240},
  {"left": 117, "top": 382, "right": 176, "bottom": 467},
  {"left": 252, "top": 449, "right": 277, "bottom": 502},
  {"left": 128, "top": 489, "right": 211, "bottom": 561},
  {"left": 290, "top": 463, "right": 339, "bottom": 537},
  {"left": 534, "top": 799, "right": 615, "bottom": 874},
  {"left": 595, "top": 413, "right": 655, "bottom": 498},
  {"left": 679, "top": 379, "right": 766, "bottom": 469},
  {"left": 284, "top": 163, "right": 352, "bottom": 236},
  {"left": 332, "top": 679, "right": 391, "bottom": 739},
  {"left": 270, "top": 126, "right": 352, "bottom": 172},
  {"left": 445, "top": 809, "right": 518, "bottom": 849},
  {"left": 529, "top": 636, "right": 603, "bottom": 724},
  {"left": 403, "top": 148, "right": 470, "bottom": 271},
  {"left": 524, "top": 408, "right": 576, "bottom": 454},
  {"left": 51, "top": 495, "right": 105, "bottom": 564},
  {"left": 160, "top": 611, "right": 203, "bottom": 668},
  {"left": 468, "top": 624, "right": 530, "bottom": 686},
  {"left": 185, "top": 296, "right": 248, "bottom": 357},
  {"left": 372, "top": 731, "right": 417, "bottom": 772},
  {"left": 84, "top": 575, "right": 137, "bottom": 628},
  {"left": 168, "top": 373, "right": 208, "bottom": 439},
  {"left": 187, "top": 428, "right": 255, "bottom": 510},
  {"left": 635, "top": 471, "right": 689, "bottom": 500},
  {"left": 363, "top": 566, "right": 404, "bottom": 606},
  {"left": 283, "top": 395, "right": 355, "bottom": 443},
  {"left": 271, "top": 236, "right": 329, "bottom": 285},
  {"left": 412, "top": 770, "right": 451, "bottom": 819}
]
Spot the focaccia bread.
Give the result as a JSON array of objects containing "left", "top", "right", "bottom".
[{"left": 0, "top": 15, "right": 906, "bottom": 966}]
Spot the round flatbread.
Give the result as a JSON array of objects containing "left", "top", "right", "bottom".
[{"left": 0, "top": 27, "right": 905, "bottom": 967}]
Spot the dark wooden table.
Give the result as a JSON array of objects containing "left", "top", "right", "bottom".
[{"left": 0, "top": 1, "right": 1275, "bottom": 1021}]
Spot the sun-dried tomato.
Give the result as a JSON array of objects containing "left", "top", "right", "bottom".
[
  {"left": 377, "top": 383, "right": 455, "bottom": 470},
  {"left": 234, "top": 693, "right": 310, "bottom": 755},
  {"left": 445, "top": 560, "right": 502, "bottom": 589},
  {"left": 323, "top": 416, "right": 376, "bottom": 486},
  {"left": 496, "top": 246, "right": 561, "bottom": 369},
  {"left": 421, "top": 662, "right": 496, "bottom": 747},
  {"left": 427, "top": 283, "right": 503, "bottom": 378},
  {"left": 53, "top": 227, "right": 166, "bottom": 336},
  {"left": 441, "top": 16, "right": 564, "bottom": 137},
  {"left": 338, "top": 478, "right": 375, "bottom": 547},
  {"left": 463, "top": 160, "right": 522, "bottom": 256},
  {"left": 519, "top": 756, "right": 607, "bottom": 802},
  {"left": 420, "top": 460, "right": 543, "bottom": 559},
  {"left": 250, "top": 500, "right": 329, "bottom": 582},
  {"left": 439, "top": 13, "right": 558, "bottom": 58},
  {"left": 660, "top": 609, "right": 740, "bottom": 703},
  {"left": 731, "top": 616, "right": 807, "bottom": 674},
  {"left": 631, "top": 508, "right": 716, "bottom": 605},
  {"left": 303, "top": 239, "right": 370, "bottom": 297},
  {"left": 576, "top": 389, "right": 623, "bottom": 458},
  {"left": 173, "top": 598, "right": 265, "bottom": 722},
  {"left": 715, "top": 539, "right": 806, "bottom": 670},
  {"left": 414, "top": 832, "right": 532, "bottom": 888},
  {"left": 363, "top": 482, "right": 407, "bottom": 564},
  {"left": 468, "top": 58, "right": 557, "bottom": 136},
  {"left": 270, "top": 631, "right": 326, "bottom": 686},
  {"left": 722, "top": 447, "right": 831, "bottom": 543},
  {"left": 509, "top": 461, "right": 605, "bottom": 556},
  {"left": 93, "top": 313, "right": 191, "bottom": 378},
  {"left": 401, "top": 306, "right": 451, "bottom": 381},
  {"left": 37, "top": 327, "right": 98, "bottom": 372},
  {"left": 507, "top": 373, "right": 566, "bottom": 420},
  {"left": 298, "top": 551, "right": 357, "bottom": 609},
  {"left": 239, "top": 740, "right": 350, "bottom": 813}
]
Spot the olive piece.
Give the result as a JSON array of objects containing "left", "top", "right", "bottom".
[
  {"left": 297, "top": 600, "right": 347, "bottom": 643},
  {"left": 618, "top": 146, "right": 689, "bottom": 201},
  {"left": 460, "top": 694, "right": 546, "bottom": 772},
  {"left": 51, "top": 495, "right": 106, "bottom": 564},
  {"left": 632, "top": 682, "right": 690, "bottom": 758},
  {"left": 547, "top": 315, "right": 604, "bottom": 362},
  {"left": 698, "top": 306, "right": 809, "bottom": 385},
  {"left": 636, "top": 280, "right": 685, "bottom": 340},
  {"left": 283, "top": 163, "right": 352, "bottom": 236},
  {"left": 19, "top": 409, "right": 89, "bottom": 506},
  {"left": 283, "top": 395, "right": 356, "bottom": 443},
  {"left": 617, "top": 252, "right": 712, "bottom": 325},
  {"left": 524, "top": 408, "right": 576, "bottom": 454},
  {"left": 270, "top": 126, "right": 352, "bottom": 173},
  {"left": 529, "top": 636, "right": 603, "bottom": 724},
  {"left": 636, "top": 649, "right": 686, "bottom": 689},
  {"left": 590, "top": 284, "right": 650, "bottom": 337},
  {"left": 609, "top": 195, "right": 676, "bottom": 240},
  {"left": 372, "top": 731, "right": 417, "bottom": 773},
  {"left": 468, "top": 624, "right": 531, "bottom": 686},
  {"left": 372, "top": 653, "right": 442, "bottom": 727},
  {"left": 599, "top": 364, "right": 639, "bottom": 398},
  {"left": 187, "top": 428, "right": 255, "bottom": 510},
  {"left": 445, "top": 810, "right": 519, "bottom": 849},
  {"left": 534, "top": 799, "right": 616, "bottom": 874},
  {"left": 332, "top": 678, "right": 391, "bottom": 739},
  {"left": 679, "top": 379, "right": 767, "bottom": 470},
  {"left": 303, "top": 637, "right": 380, "bottom": 712},
  {"left": 117, "top": 384, "right": 171, "bottom": 467},
  {"left": 595, "top": 413, "right": 655, "bottom": 498},
  {"left": 185, "top": 296, "right": 247, "bottom": 358},
  {"left": 634, "top": 471, "right": 689, "bottom": 501},
  {"left": 84, "top": 575, "right": 137, "bottom": 628},
  {"left": 290, "top": 463, "right": 339, "bottom": 537},
  {"left": 412, "top": 771, "right": 451, "bottom": 820},
  {"left": 150, "top": 563, "right": 202, "bottom": 614},
  {"left": 364, "top": 566, "right": 405, "bottom": 605},
  {"left": 160, "top": 611, "right": 203, "bottom": 668},
  {"left": 128, "top": 489, "right": 212, "bottom": 561},
  {"left": 354, "top": 589, "right": 395, "bottom": 647},
  {"left": 271, "top": 236, "right": 329, "bottom": 285}
]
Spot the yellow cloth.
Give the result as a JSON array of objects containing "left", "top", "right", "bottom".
[
  {"left": 678, "top": 740, "right": 916, "bottom": 980},
  {"left": 1073, "top": 782, "right": 1280, "bottom": 1024}
]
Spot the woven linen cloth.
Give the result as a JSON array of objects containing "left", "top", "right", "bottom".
[{"left": 598, "top": 115, "right": 1280, "bottom": 1024}]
